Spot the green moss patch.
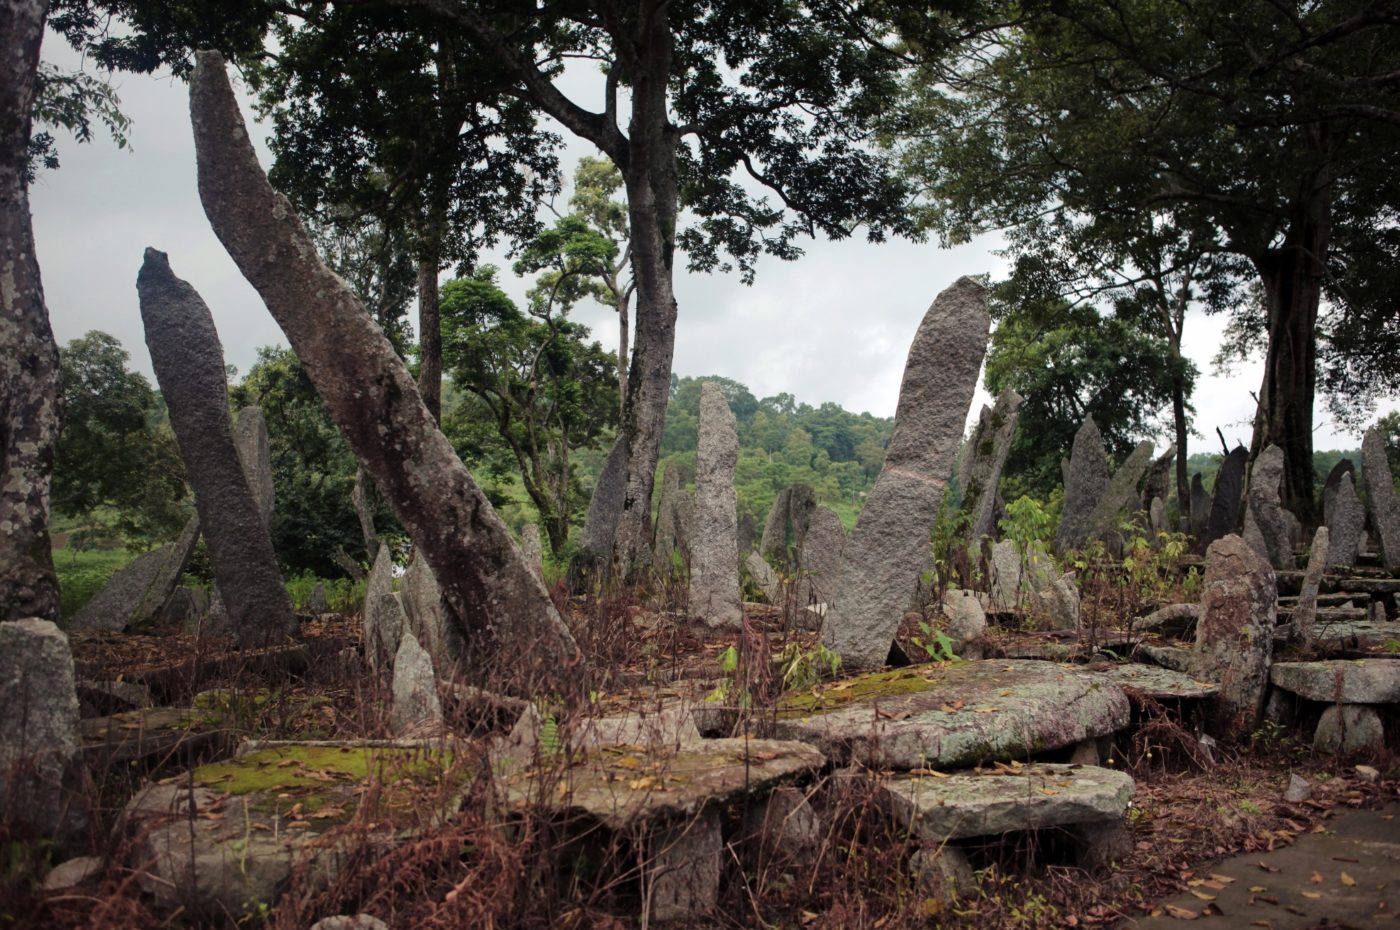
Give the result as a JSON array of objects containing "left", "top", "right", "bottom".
[{"left": 778, "top": 666, "right": 960, "bottom": 717}]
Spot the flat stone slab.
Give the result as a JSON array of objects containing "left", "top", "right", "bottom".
[
  {"left": 496, "top": 737, "right": 824, "bottom": 829},
  {"left": 1087, "top": 663, "right": 1219, "bottom": 700},
  {"left": 1133, "top": 643, "right": 1195, "bottom": 673},
  {"left": 1303, "top": 619, "right": 1400, "bottom": 649},
  {"left": 1269, "top": 659, "right": 1400, "bottom": 704},
  {"left": 80, "top": 706, "right": 233, "bottom": 765},
  {"left": 1324, "top": 577, "right": 1400, "bottom": 595},
  {"left": 123, "top": 741, "right": 470, "bottom": 917},
  {"left": 879, "top": 763, "right": 1134, "bottom": 840},
  {"left": 771, "top": 660, "right": 1130, "bottom": 769}
]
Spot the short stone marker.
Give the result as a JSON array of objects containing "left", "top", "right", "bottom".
[
  {"left": 687, "top": 382, "right": 742, "bottom": 628},
  {"left": 1190, "top": 535, "right": 1276, "bottom": 735},
  {"left": 1325, "top": 472, "right": 1364, "bottom": 572},
  {"left": 390, "top": 630, "right": 442, "bottom": 736},
  {"left": 1189, "top": 473, "right": 1211, "bottom": 536},
  {"left": 822, "top": 278, "right": 990, "bottom": 670},
  {"left": 745, "top": 551, "right": 783, "bottom": 604},
  {"left": 399, "top": 548, "right": 462, "bottom": 673},
  {"left": 1291, "top": 526, "right": 1329, "bottom": 644},
  {"left": 363, "top": 546, "right": 403, "bottom": 673},
  {"left": 307, "top": 582, "right": 329, "bottom": 614},
  {"left": 759, "top": 484, "right": 817, "bottom": 569},
  {"left": 957, "top": 387, "right": 1023, "bottom": 542},
  {"left": 771, "top": 659, "right": 1129, "bottom": 770}
]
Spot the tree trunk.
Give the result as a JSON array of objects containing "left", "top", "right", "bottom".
[
  {"left": 0, "top": 0, "right": 62, "bottom": 622},
  {"left": 351, "top": 466, "right": 378, "bottom": 561},
  {"left": 616, "top": 290, "right": 629, "bottom": 415},
  {"left": 1170, "top": 351, "right": 1190, "bottom": 524},
  {"left": 416, "top": 248, "right": 442, "bottom": 422},
  {"left": 1250, "top": 170, "right": 1331, "bottom": 528}
]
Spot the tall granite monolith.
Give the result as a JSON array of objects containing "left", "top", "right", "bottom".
[
  {"left": 1291, "top": 526, "right": 1329, "bottom": 646},
  {"left": 190, "top": 52, "right": 577, "bottom": 685},
  {"left": 137, "top": 250, "right": 296, "bottom": 647},
  {"left": 957, "top": 388, "right": 1023, "bottom": 542},
  {"left": 1141, "top": 446, "right": 1175, "bottom": 517},
  {"left": 399, "top": 548, "right": 463, "bottom": 674},
  {"left": 1362, "top": 428, "right": 1400, "bottom": 573},
  {"left": 1055, "top": 418, "right": 1111, "bottom": 553},
  {"left": 520, "top": 524, "right": 544, "bottom": 582},
  {"left": 796, "top": 505, "right": 846, "bottom": 606},
  {"left": 688, "top": 382, "right": 742, "bottom": 628},
  {"left": 1322, "top": 459, "right": 1355, "bottom": 529},
  {"left": 1324, "top": 473, "right": 1364, "bottom": 571},
  {"left": 1084, "top": 440, "right": 1157, "bottom": 545},
  {"left": 1242, "top": 444, "right": 1297, "bottom": 569},
  {"left": 68, "top": 514, "right": 199, "bottom": 633},
  {"left": 821, "top": 278, "right": 990, "bottom": 670},
  {"left": 363, "top": 545, "right": 402, "bottom": 673},
  {"left": 1204, "top": 446, "right": 1248, "bottom": 545},
  {"left": 232, "top": 406, "right": 274, "bottom": 524},
  {"left": 1189, "top": 535, "right": 1276, "bottom": 736},
  {"left": 1189, "top": 473, "right": 1211, "bottom": 536},
  {"left": 652, "top": 462, "right": 692, "bottom": 576}
]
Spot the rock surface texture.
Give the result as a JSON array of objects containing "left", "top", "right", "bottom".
[
  {"left": 1362, "top": 428, "right": 1400, "bottom": 573},
  {"left": 391, "top": 630, "right": 443, "bottom": 735},
  {"left": 189, "top": 52, "right": 577, "bottom": 683},
  {"left": 958, "top": 387, "right": 1023, "bottom": 542},
  {"left": 363, "top": 547, "right": 404, "bottom": 674},
  {"left": 1325, "top": 472, "right": 1364, "bottom": 572},
  {"left": 69, "top": 515, "right": 200, "bottom": 632},
  {"left": 1204, "top": 446, "right": 1249, "bottom": 545},
  {"left": 821, "top": 278, "right": 990, "bottom": 669},
  {"left": 1243, "top": 444, "right": 1298, "bottom": 569},
  {"left": 1189, "top": 535, "right": 1277, "bottom": 735},
  {"left": 138, "top": 250, "right": 296, "bottom": 646},
  {"left": 1055, "top": 417, "right": 1111, "bottom": 553},
  {"left": 688, "top": 382, "right": 742, "bottom": 628},
  {"left": 796, "top": 505, "right": 846, "bottom": 606},
  {"left": 1291, "top": 526, "right": 1329, "bottom": 644}
]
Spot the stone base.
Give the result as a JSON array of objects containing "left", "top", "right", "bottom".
[
  {"left": 645, "top": 806, "right": 722, "bottom": 923},
  {"left": 1314, "top": 705, "right": 1386, "bottom": 755}
]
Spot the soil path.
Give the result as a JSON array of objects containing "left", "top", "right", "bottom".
[{"left": 1124, "top": 802, "right": 1399, "bottom": 929}]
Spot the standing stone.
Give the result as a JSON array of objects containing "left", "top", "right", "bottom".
[
  {"left": 1204, "top": 446, "right": 1248, "bottom": 545},
  {"left": 1325, "top": 473, "right": 1365, "bottom": 571},
  {"left": 652, "top": 463, "right": 692, "bottom": 575},
  {"left": 190, "top": 53, "right": 577, "bottom": 686},
  {"left": 1322, "top": 459, "right": 1355, "bottom": 530},
  {"left": 581, "top": 437, "right": 629, "bottom": 563},
  {"left": 989, "top": 538, "right": 1024, "bottom": 608},
  {"left": 957, "top": 388, "right": 1023, "bottom": 542},
  {"left": 1291, "top": 527, "right": 1329, "bottom": 645},
  {"left": 796, "top": 505, "right": 846, "bottom": 606},
  {"left": 1085, "top": 441, "right": 1157, "bottom": 546},
  {"left": 1242, "top": 444, "right": 1298, "bottom": 569},
  {"left": 350, "top": 468, "right": 379, "bottom": 562},
  {"left": 137, "top": 250, "right": 296, "bottom": 647},
  {"left": 1031, "top": 572, "right": 1082, "bottom": 631},
  {"left": 688, "top": 382, "right": 742, "bottom": 628},
  {"left": 520, "top": 524, "right": 544, "bottom": 582},
  {"left": 0, "top": 619, "right": 83, "bottom": 845},
  {"left": 822, "top": 278, "right": 990, "bottom": 670},
  {"left": 69, "top": 514, "right": 200, "bottom": 632},
  {"left": 760, "top": 485, "right": 817, "bottom": 570},
  {"left": 1189, "top": 473, "right": 1211, "bottom": 536},
  {"left": 940, "top": 589, "right": 987, "bottom": 651},
  {"left": 745, "top": 552, "right": 783, "bottom": 604},
  {"left": 1055, "top": 417, "right": 1111, "bottom": 553},
  {"left": 1362, "top": 428, "right": 1400, "bottom": 573},
  {"left": 399, "top": 549, "right": 463, "bottom": 674},
  {"left": 232, "top": 406, "right": 274, "bottom": 524},
  {"left": 1189, "top": 535, "right": 1276, "bottom": 736},
  {"left": 307, "top": 583, "right": 329, "bottom": 614},
  {"left": 1141, "top": 445, "right": 1176, "bottom": 517},
  {"left": 390, "top": 630, "right": 442, "bottom": 736},
  {"left": 364, "top": 546, "right": 402, "bottom": 673},
  {"left": 1149, "top": 497, "right": 1167, "bottom": 539}
]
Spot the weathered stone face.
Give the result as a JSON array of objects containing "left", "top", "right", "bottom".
[
  {"left": 1270, "top": 659, "right": 1400, "bottom": 704},
  {"left": 232, "top": 406, "right": 274, "bottom": 524},
  {"left": 1242, "top": 444, "right": 1298, "bottom": 569},
  {"left": 796, "top": 505, "right": 846, "bottom": 606},
  {"left": 364, "top": 547, "right": 403, "bottom": 673},
  {"left": 519, "top": 524, "right": 544, "bottom": 582},
  {"left": 1189, "top": 473, "right": 1211, "bottom": 536},
  {"left": 760, "top": 485, "right": 817, "bottom": 570},
  {"left": 0, "top": 619, "right": 84, "bottom": 846},
  {"left": 1189, "top": 535, "right": 1276, "bottom": 736},
  {"left": 582, "top": 436, "right": 629, "bottom": 562},
  {"left": 939, "top": 589, "right": 986, "bottom": 650},
  {"left": 138, "top": 250, "right": 296, "bottom": 647},
  {"left": 1204, "top": 446, "right": 1248, "bottom": 545},
  {"left": 1322, "top": 458, "right": 1355, "bottom": 529},
  {"left": 651, "top": 462, "right": 692, "bottom": 576},
  {"left": 391, "top": 630, "right": 442, "bottom": 736},
  {"left": 1325, "top": 472, "right": 1364, "bottom": 572},
  {"left": 69, "top": 514, "right": 200, "bottom": 633},
  {"left": 1085, "top": 440, "right": 1157, "bottom": 548},
  {"left": 689, "top": 382, "right": 743, "bottom": 628},
  {"left": 1291, "top": 526, "right": 1329, "bottom": 645},
  {"left": 745, "top": 551, "right": 783, "bottom": 604},
  {"left": 1362, "top": 428, "right": 1400, "bottom": 573},
  {"left": 1055, "top": 417, "right": 1110, "bottom": 553},
  {"left": 821, "top": 278, "right": 990, "bottom": 670},
  {"left": 398, "top": 549, "right": 463, "bottom": 676},
  {"left": 958, "top": 388, "right": 1023, "bottom": 542}
]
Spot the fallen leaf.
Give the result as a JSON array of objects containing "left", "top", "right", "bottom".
[
  {"left": 1189, "top": 890, "right": 1216, "bottom": 902},
  {"left": 1249, "top": 921, "right": 1273, "bottom": 929},
  {"left": 1249, "top": 885, "right": 1267, "bottom": 893},
  {"left": 628, "top": 776, "right": 658, "bottom": 791},
  {"left": 1201, "top": 880, "right": 1227, "bottom": 891},
  {"left": 1210, "top": 874, "right": 1236, "bottom": 884},
  {"left": 1341, "top": 872, "right": 1357, "bottom": 887},
  {"left": 1257, "top": 861, "right": 1280, "bottom": 873},
  {"left": 1301, "top": 891, "right": 1322, "bottom": 900},
  {"left": 752, "top": 751, "right": 779, "bottom": 761},
  {"left": 1310, "top": 871, "right": 1323, "bottom": 884},
  {"left": 1165, "top": 903, "right": 1198, "bottom": 920},
  {"left": 614, "top": 756, "right": 641, "bottom": 770}
]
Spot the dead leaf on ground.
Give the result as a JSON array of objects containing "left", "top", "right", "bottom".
[{"left": 1164, "top": 903, "right": 1198, "bottom": 920}]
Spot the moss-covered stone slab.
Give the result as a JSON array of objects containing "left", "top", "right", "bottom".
[
  {"left": 771, "top": 660, "right": 1129, "bottom": 769},
  {"left": 122, "top": 741, "right": 471, "bottom": 918},
  {"left": 1089, "top": 663, "right": 1219, "bottom": 700},
  {"left": 496, "top": 737, "right": 824, "bottom": 829},
  {"left": 1270, "top": 659, "right": 1400, "bottom": 703},
  {"left": 1134, "top": 643, "right": 1195, "bottom": 673},
  {"left": 1304, "top": 619, "right": 1400, "bottom": 650},
  {"left": 878, "top": 763, "right": 1134, "bottom": 840},
  {"left": 80, "top": 706, "right": 232, "bottom": 765}
]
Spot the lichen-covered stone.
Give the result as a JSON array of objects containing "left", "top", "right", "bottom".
[
  {"left": 1190, "top": 535, "right": 1276, "bottom": 735},
  {"left": 1362, "top": 428, "right": 1400, "bottom": 573},
  {"left": 957, "top": 388, "right": 1023, "bottom": 542},
  {"left": 1204, "top": 446, "right": 1248, "bottom": 546},
  {"left": 1292, "top": 526, "right": 1329, "bottom": 644},
  {"left": 796, "top": 505, "right": 846, "bottom": 606},
  {"left": 688, "top": 382, "right": 742, "bottom": 628},
  {"left": 746, "top": 551, "right": 783, "bottom": 604},
  {"left": 520, "top": 524, "right": 544, "bottom": 582},
  {"left": 1056, "top": 417, "right": 1111, "bottom": 553},
  {"left": 646, "top": 806, "right": 722, "bottom": 924},
  {"left": 1189, "top": 473, "right": 1211, "bottom": 536},
  {"left": 363, "top": 546, "right": 402, "bottom": 673},
  {"left": 940, "top": 589, "right": 986, "bottom": 651},
  {"left": 232, "top": 405, "right": 274, "bottom": 524},
  {"left": 1084, "top": 440, "right": 1154, "bottom": 547},
  {"left": 69, "top": 515, "right": 199, "bottom": 633},
  {"left": 759, "top": 485, "right": 817, "bottom": 570},
  {"left": 772, "top": 659, "right": 1129, "bottom": 769},
  {"left": 1270, "top": 660, "right": 1400, "bottom": 704},
  {"left": 390, "top": 630, "right": 442, "bottom": 736},
  {"left": 1325, "top": 473, "right": 1364, "bottom": 572},
  {"left": 399, "top": 548, "right": 462, "bottom": 674},
  {"left": 1089, "top": 663, "right": 1219, "bottom": 700},
  {"left": 821, "top": 278, "right": 989, "bottom": 670},
  {"left": 1313, "top": 705, "right": 1385, "bottom": 755},
  {"left": 1242, "top": 444, "right": 1298, "bottom": 569}
]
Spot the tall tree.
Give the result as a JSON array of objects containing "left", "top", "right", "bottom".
[
  {"left": 1, "top": 0, "right": 62, "bottom": 620},
  {"left": 893, "top": 0, "right": 1400, "bottom": 523}
]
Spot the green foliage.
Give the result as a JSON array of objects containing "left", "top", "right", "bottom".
[
  {"left": 53, "top": 331, "right": 190, "bottom": 547},
  {"left": 26, "top": 61, "right": 130, "bottom": 180},
  {"left": 910, "top": 622, "right": 959, "bottom": 663},
  {"left": 998, "top": 495, "right": 1053, "bottom": 557},
  {"left": 52, "top": 546, "right": 133, "bottom": 619},
  {"left": 778, "top": 642, "right": 842, "bottom": 691}
]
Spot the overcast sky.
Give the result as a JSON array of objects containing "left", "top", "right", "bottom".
[{"left": 28, "top": 33, "right": 1391, "bottom": 455}]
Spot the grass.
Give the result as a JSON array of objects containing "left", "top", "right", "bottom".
[{"left": 53, "top": 546, "right": 135, "bottom": 619}]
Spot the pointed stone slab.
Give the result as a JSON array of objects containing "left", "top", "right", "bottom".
[
  {"left": 1243, "top": 444, "right": 1297, "bottom": 569},
  {"left": 760, "top": 485, "right": 817, "bottom": 570},
  {"left": 822, "top": 278, "right": 990, "bottom": 670},
  {"left": 232, "top": 405, "right": 274, "bottom": 524},
  {"left": 879, "top": 763, "right": 1134, "bottom": 840},
  {"left": 1362, "top": 428, "right": 1400, "bottom": 573},
  {"left": 1204, "top": 446, "right": 1248, "bottom": 545},
  {"left": 1325, "top": 473, "right": 1364, "bottom": 571},
  {"left": 959, "top": 388, "right": 1023, "bottom": 542},
  {"left": 772, "top": 659, "right": 1129, "bottom": 769},
  {"left": 688, "top": 381, "right": 742, "bottom": 628},
  {"left": 138, "top": 250, "right": 295, "bottom": 646},
  {"left": 796, "top": 505, "right": 846, "bottom": 606},
  {"left": 69, "top": 514, "right": 200, "bottom": 632},
  {"left": 1270, "top": 660, "right": 1400, "bottom": 704},
  {"left": 1056, "top": 417, "right": 1112, "bottom": 553},
  {"left": 1085, "top": 440, "right": 1155, "bottom": 545},
  {"left": 1189, "top": 473, "right": 1211, "bottom": 536}
]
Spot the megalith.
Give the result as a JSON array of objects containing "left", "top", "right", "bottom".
[
  {"left": 364, "top": 545, "right": 403, "bottom": 673},
  {"left": 821, "top": 277, "right": 990, "bottom": 670},
  {"left": 1291, "top": 526, "right": 1329, "bottom": 646},
  {"left": 1362, "top": 428, "right": 1400, "bottom": 573},
  {"left": 189, "top": 52, "right": 577, "bottom": 683},
  {"left": 1189, "top": 535, "right": 1276, "bottom": 735},
  {"left": 1188, "top": 473, "right": 1211, "bottom": 536},
  {"left": 796, "top": 505, "right": 847, "bottom": 607},
  {"left": 1242, "top": 444, "right": 1299, "bottom": 569},
  {"left": 138, "top": 250, "right": 296, "bottom": 647},
  {"left": 651, "top": 462, "right": 692, "bottom": 576},
  {"left": 520, "top": 524, "right": 544, "bottom": 582},
  {"left": 1055, "top": 417, "right": 1110, "bottom": 553},
  {"left": 232, "top": 406, "right": 274, "bottom": 524},
  {"left": 69, "top": 514, "right": 199, "bottom": 633},
  {"left": 688, "top": 382, "right": 743, "bottom": 628},
  {"left": 1203, "top": 446, "right": 1248, "bottom": 545},
  {"left": 760, "top": 484, "right": 817, "bottom": 570},
  {"left": 1324, "top": 472, "right": 1364, "bottom": 572},
  {"left": 957, "top": 388, "right": 1023, "bottom": 543},
  {"left": 399, "top": 549, "right": 463, "bottom": 674},
  {"left": 1084, "top": 440, "right": 1158, "bottom": 545},
  {"left": 391, "top": 630, "right": 443, "bottom": 736}
]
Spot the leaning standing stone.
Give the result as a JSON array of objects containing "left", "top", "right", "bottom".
[
  {"left": 138, "top": 250, "right": 296, "bottom": 647},
  {"left": 69, "top": 514, "right": 199, "bottom": 633},
  {"left": 822, "top": 278, "right": 990, "bottom": 670},
  {"left": 363, "top": 546, "right": 402, "bottom": 673},
  {"left": 1362, "top": 428, "right": 1400, "bottom": 573},
  {"left": 1055, "top": 417, "right": 1111, "bottom": 553},
  {"left": 1291, "top": 526, "right": 1329, "bottom": 645},
  {"left": 0, "top": 619, "right": 84, "bottom": 846},
  {"left": 957, "top": 388, "right": 1023, "bottom": 543},
  {"left": 688, "top": 382, "right": 743, "bottom": 628},
  {"left": 391, "top": 630, "right": 442, "bottom": 736},
  {"left": 796, "top": 505, "right": 847, "bottom": 606},
  {"left": 232, "top": 406, "right": 274, "bottom": 524},
  {"left": 1189, "top": 535, "right": 1276, "bottom": 736},
  {"left": 1242, "top": 444, "right": 1297, "bottom": 569},
  {"left": 1204, "top": 446, "right": 1248, "bottom": 545},
  {"left": 1085, "top": 440, "right": 1157, "bottom": 546}
]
